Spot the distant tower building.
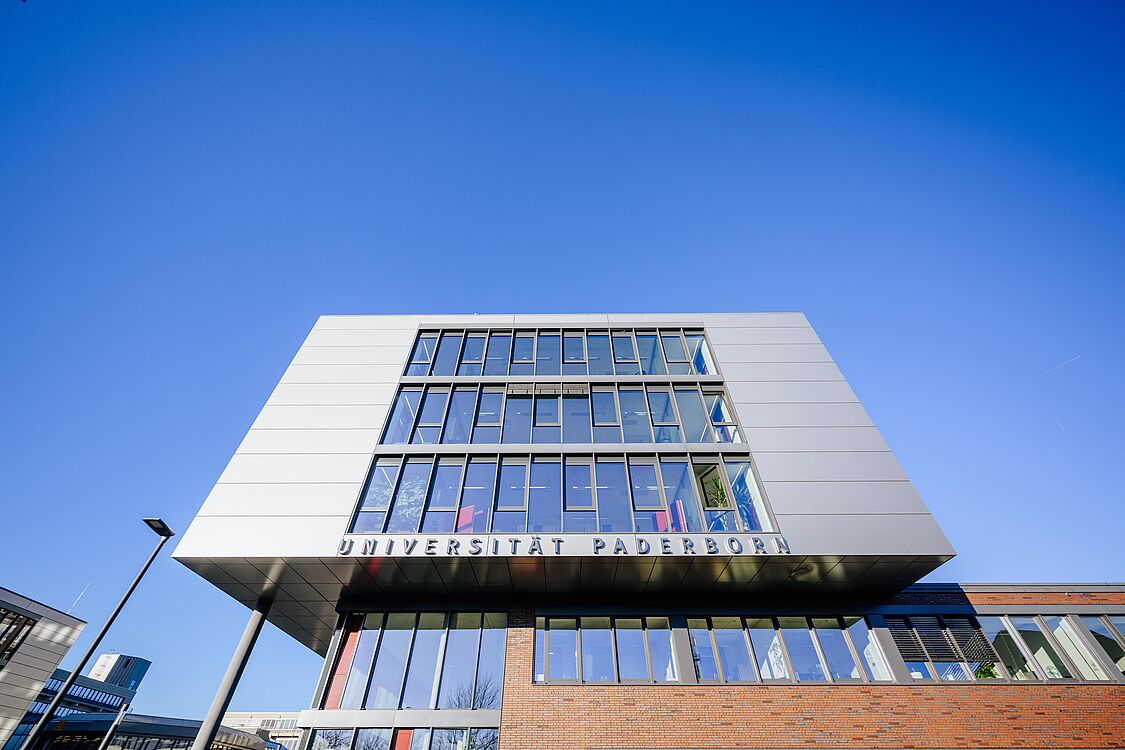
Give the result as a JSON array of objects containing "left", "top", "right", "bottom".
[{"left": 88, "top": 653, "right": 151, "bottom": 691}]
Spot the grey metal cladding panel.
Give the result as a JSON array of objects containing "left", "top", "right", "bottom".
[
  {"left": 700, "top": 313, "right": 809, "bottom": 328},
  {"left": 302, "top": 329, "right": 416, "bottom": 347},
  {"left": 778, "top": 513, "right": 955, "bottom": 557},
  {"left": 719, "top": 362, "right": 844, "bottom": 382},
  {"left": 314, "top": 315, "right": 422, "bottom": 330},
  {"left": 291, "top": 348, "right": 408, "bottom": 367},
  {"left": 746, "top": 426, "right": 889, "bottom": 452},
  {"left": 251, "top": 405, "right": 390, "bottom": 430},
  {"left": 713, "top": 343, "right": 833, "bottom": 363},
  {"left": 754, "top": 451, "right": 908, "bottom": 481},
  {"left": 236, "top": 429, "right": 380, "bottom": 455},
  {"left": 280, "top": 364, "right": 411, "bottom": 384},
  {"left": 762, "top": 481, "right": 930, "bottom": 514},
  {"left": 706, "top": 326, "right": 823, "bottom": 345},
  {"left": 736, "top": 403, "right": 874, "bottom": 427},
  {"left": 728, "top": 381, "right": 858, "bottom": 403},
  {"left": 267, "top": 383, "right": 397, "bottom": 406}
]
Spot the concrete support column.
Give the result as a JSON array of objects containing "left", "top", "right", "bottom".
[{"left": 189, "top": 597, "right": 272, "bottom": 750}]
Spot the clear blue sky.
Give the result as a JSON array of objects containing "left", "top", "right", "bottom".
[{"left": 2, "top": 0, "right": 1123, "bottom": 719}]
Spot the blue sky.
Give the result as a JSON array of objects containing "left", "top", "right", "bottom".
[{"left": 1, "top": 0, "right": 1123, "bottom": 718}]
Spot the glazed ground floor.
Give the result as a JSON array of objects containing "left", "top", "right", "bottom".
[{"left": 298, "top": 584, "right": 1125, "bottom": 749}]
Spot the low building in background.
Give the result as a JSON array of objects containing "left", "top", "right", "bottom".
[
  {"left": 87, "top": 656, "right": 150, "bottom": 693},
  {"left": 34, "top": 713, "right": 267, "bottom": 750},
  {"left": 0, "top": 587, "right": 85, "bottom": 750},
  {"left": 221, "top": 714, "right": 301, "bottom": 750}
]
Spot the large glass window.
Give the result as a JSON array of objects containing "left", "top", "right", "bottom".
[
  {"left": 612, "top": 331, "right": 640, "bottom": 375},
  {"left": 660, "top": 331, "right": 692, "bottom": 374},
  {"left": 614, "top": 618, "right": 647, "bottom": 681},
  {"left": 704, "top": 391, "right": 740, "bottom": 442},
  {"left": 548, "top": 618, "right": 578, "bottom": 680},
  {"left": 510, "top": 333, "right": 535, "bottom": 375},
  {"left": 978, "top": 616, "right": 1036, "bottom": 680},
  {"left": 527, "top": 459, "right": 562, "bottom": 533},
  {"left": 591, "top": 389, "right": 621, "bottom": 443},
  {"left": 1080, "top": 616, "right": 1125, "bottom": 676},
  {"left": 483, "top": 333, "right": 511, "bottom": 376},
  {"left": 562, "top": 394, "right": 592, "bottom": 443},
  {"left": 812, "top": 618, "right": 861, "bottom": 680},
  {"left": 492, "top": 460, "right": 527, "bottom": 532},
  {"left": 385, "top": 460, "right": 432, "bottom": 533},
  {"left": 695, "top": 463, "right": 738, "bottom": 533},
  {"left": 340, "top": 614, "right": 382, "bottom": 708},
  {"left": 595, "top": 459, "right": 633, "bottom": 533},
  {"left": 1009, "top": 616, "right": 1072, "bottom": 679},
  {"left": 532, "top": 394, "right": 561, "bottom": 443},
  {"left": 412, "top": 388, "right": 449, "bottom": 445},
  {"left": 457, "top": 460, "right": 496, "bottom": 533},
  {"left": 779, "top": 617, "right": 826, "bottom": 681},
  {"left": 365, "top": 613, "right": 414, "bottom": 708},
  {"left": 647, "top": 388, "right": 681, "bottom": 443},
  {"left": 845, "top": 616, "right": 892, "bottom": 681},
  {"left": 501, "top": 394, "right": 532, "bottom": 443},
  {"left": 586, "top": 333, "right": 614, "bottom": 375},
  {"left": 354, "top": 459, "right": 401, "bottom": 533},
  {"left": 713, "top": 617, "right": 755, "bottom": 682},
  {"left": 441, "top": 388, "right": 477, "bottom": 444},
  {"left": 618, "top": 388, "right": 653, "bottom": 443},
  {"left": 475, "top": 612, "right": 506, "bottom": 708},
  {"left": 674, "top": 387, "right": 714, "bottom": 443},
  {"left": 1042, "top": 616, "right": 1107, "bottom": 681},
  {"left": 685, "top": 332, "right": 716, "bottom": 375},
  {"left": 471, "top": 389, "right": 503, "bottom": 444},
  {"left": 629, "top": 459, "right": 666, "bottom": 532},
  {"left": 581, "top": 617, "right": 615, "bottom": 682},
  {"left": 562, "top": 333, "right": 586, "bottom": 375},
  {"left": 430, "top": 333, "right": 463, "bottom": 377},
  {"left": 635, "top": 333, "right": 666, "bottom": 376},
  {"left": 406, "top": 334, "right": 437, "bottom": 376},
  {"left": 536, "top": 332, "right": 561, "bottom": 375},
  {"left": 457, "top": 334, "right": 486, "bottom": 376},
  {"left": 401, "top": 613, "right": 446, "bottom": 708},
  {"left": 420, "top": 460, "right": 463, "bottom": 533},
  {"left": 383, "top": 389, "right": 422, "bottom": 444},
  {"left": 747, "top": 618, "right": 789, "bottom": 679},
  {"left": 725, "top": 460, "right": 768, "bottom": 532},
  {"left": 563, "top": 460, "right": 597, "bottom": 533},
  {"left": 353, "top": 729, "right": 391, "bottom": 750},
  {"left": 437, "top": 612, "right": 480, "bottom": 709},
  {"left": 648, "top": 617, "right": 677, "bottom": 682},
  {"left": 660, "top": 460, "right": 705, "bottom": 532},
  {"left": 688, "top": 618, "right": 719, "bottom": 681}
]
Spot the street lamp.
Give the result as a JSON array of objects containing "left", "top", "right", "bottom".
[{"left": 20, "top": 519, "right": 175, "bottom": 750}]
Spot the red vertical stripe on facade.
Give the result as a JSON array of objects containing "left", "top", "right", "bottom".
[{"left": 321, "top": 614, "right": 362, "bottom": 709}]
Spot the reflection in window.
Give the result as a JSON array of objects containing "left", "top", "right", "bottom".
[
  {"left": 527, "top": 460, "right": 562, "bottom": 533},
  {"left": 595, "top": 460, "right": 633, "bottom": 533},
  {"left": 365, "top": 613, "right": 414, "bottom": 708},
  {"left": 635, "top": 334, "right": 666, "bottom": 375},
  {"left": 385, "top": 460, "right": 432, "bottom": 533},
  {"left": 311, "top": 730, "right": 353, "bottom": 750},
  {"left": 813, "top": 618, "right": 861, "bottom": 680},
  {"left": 471, "top": 390, "right": 503, "bottom": 444},
  {"left": 629, "top": 460, "right": 666, "bottom": 533},
  {"left": 685, "top": 333, "right": 715, "bottom": 375},
  {"left": 475, "top": 612, "right": 506, "bottom": 709},
  {"left": 1009, "top": 616, "right": 1071, "bottom": 679},
  {"left": 618, "top": 388, "right": 653, "bottom": 443},
  {"left": 747, "top": 618, "right": 788, "bottom": 679},
  {"left": 412, "top": 389, "right": 448, "bottom": 444},
  {"left": 660, "top": 461, "right": 705, "bottom": 533},
  {"left": 442, "top": 388, "right": 476, "bottom": 444},
  {"left": 713, "top": 617, "right": 755, "bottom": 682},
  {"left": 430, "top": 730, "right": 466, "bottom": 750},
  {"left": 779, "top": 618, "right": 826, "bottom": 681},
  {"left": 705, "top": 392, "right": 740, "bottom": 442},
  {"left": 548, "top": 618, "right": 578, "bottom": 680},
  {"left": 492, "top": 461, "right": 527, "bottom": 532},
  {"left": 581, "top": 617, "right": 614, "bottom": 681},
  {"left": 384, "top": 389, "right": 421, "bottom": 444},
  {"left": 355, "top": 459, "right": 400, "bottom": 532},
  {"left": 532, "top": 395, "right": 561, "bottom": 443},
  {"left": 563, "top": 333, "right": 586, "bottom": 375},
  {"left": 615, "top": 619, "right": 647, "bottom": 680},
  {"left": 430, "top": 334, "right": 463, "bottom": 377},
  {"left": 725, "top": 461, "right": 768, "bottom": 532},
  {"left": 591, "top": 389, "right": 621, "bottom": 444},
  {"left": 401, "top": 613, "right": 446, "bottom": 708},
  {"left": 483, "top": 333, "right": 511, "bottom": 376},
  {"left": 457, "top": 334, "right": 486, "bottom": 376},
  {"left": 648, "top": 617, "right": 677, "bottom": 681},
  {"left": 437, "top": 612, "right": 480, "bottom": 708},
  {"left": 354, "top": 729, "right": 391, "bottom": 750},
  {"left": 674, "top": 387, "right": 714, "bottom": 443},
  {"left": 1080, "top": 617, "right": 1125, "bottom": 676},
  {"left": 510, "top": 333, "right": 535, "bottom": 375},
  {"left": 457, "top": 460, "right": 495, "bottom": 533},
  {"left": 562, "top": 394, "right": 591, "bottom": 443},
  {"left": 586, "top": 334, "right": 614, "bottom": 375},
  {"left": 660, "top": 332, "right": 692, "bottom": 374},
  {"left": 1043, "top": 616, "right": 1107, "bottom": 681},
  {"left": 469, "top": 729, "right": 499, "bottom": 750},
  {"left": 406, "top": 335, "right": 437, "bottom": 376},
  {"left": 340, "top": 614, "right": 382, "bottom": 708},
  {"left": 420, "top": 461, "right": 463, "bottom": 532},
  {"left": 978, "top": 617, "right": 1035, "bottom": 680},
  {"left": 564, "top": 460, "right": 596, "bottom": 533},
  {"left": 695, "top": 463, "right": 738, "bottom": 533},
  {"left": 536, "top": 333, "right": 561, "bottom": 375},
  {"left": 688, "top": 619, "right": 719, "bottom": 681},
  {"left": 501, "top": 395, "right": 532, "bottom": 443},
  {"left": 845, "top": 617, "right": 892, "bottom": 681}
]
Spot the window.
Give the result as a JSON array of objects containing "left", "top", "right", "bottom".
[
  {"left": 385, "top": 460, "right": 433, "bottom": 533},
  {"left": 500, "top": 394, "right": 532, "bottom": 443},
  {"left": 1080, "top": 616, "right": 1125, "bottom": 676},
  {"left": 648, "top": 617, "right": 677, "bottom": 681},
  {"left": 564, "top": 459, "right": 596, "bottom": 533},
  {"left": 420, "top": 460, "right": 464, "bottom": 533},
  {"left": 0, "top": 609, "right": 37, "bottom": 665},
  {"left": 595, "top": 459, "right": 633, "bottom": 533},
  {"left": 712, "top": 617, "right": 755, "bottom": 682},
  {"left": 510, "top": 333, "right": 535, "bottom": 375},
  {"left": 406, "top": 334, "right": 437, "bottom": 376},
  {"left": 483, "top": 333, "right": 511, "bottom": 376},
  {"left": 704, "top": 391, "right": 740, "bottom": 442},
  {"left": 614, "top": 618, "right": 647, "bottom": 680},
  {"left": 430, "top": 333, "right": 463, "bottom": 377},
  {"left": 747, "top": 618, "right": 788, "bottom": 679},
  {"left": 586, "top": 333, "right": 614, "bottom": 375},
  {"left": 492, "top": 460, "right": 527, "bottom": 532},
  {"left": 562, "top": 333, "right": 586, "bottom": 375},
  {"left": 1009, "top": 616, "right": 1072, "bottom": 679},
  {"left": 590, "top": 388, "right": 621, "bottom": 443},
  {"left": 441, "top": 388, "right": 476, "bottom": 445},
  {"left": 535, "top": 332, "right": 561, "bottom": 375},
  {"left": 688, "top": 619, "right": 718, "bottom": 680},
  {"left": 383, "top": 389, "right": 422, "bottom": 444},
  {"left": 412, "top": 388, "right": 449, "bottom": 445},
  {"left": 725, "top": 460, "right": 769, "bottom": 532},
  {"left": 456, "top": 460, "right": 495, "bottom": 533},
  {"left": 547, "top": 618, "right": 578, "bottom": 680},
  {"left": 324, "top": 611, "right": 506, "bottom": 712},
  {"left": 646, "top": 387, "right": 681, "bottom": 443},
  {"left": 1042, "top": 615, "right": 1107, "bottom": 681},
  {"left": 694, "top": 463, "right": 738, "bottom": 533},
  {"left": 629, "top": 459, "right": 666, "bottom": 532},
  {"left": 581, "top": 617, "right": 615, "bottom": 681},
  {"left": 617, "top": 388, "right": 652, "bottom": 443},
  {"left": 527, "top": 459, "right": 562, "bottom": 533},
  {"left": 887, "top": 615, "right": 1002, "bottom": 681},
  {"left": 812, "top": 618, "right": 861, "bottom": 680},
  {"left": 660, "top": 331, "right": 692, "bottom": 374},
  {"left": 845, "top": 616, "right": 892, "bottom": 681},
  {"left": 561, "top": 393, "right": 591, "bottom": 443},
  {"left": 535, "top": 616, "right": 678, "bottom": 684},
  {"left": 471, "top": 389, "right": 503, "bottom": 444},
  {"left": 778, "top": 617, "right": 826, "bottom": 681},
  {"left": 532, "top": 394, "right": 561, "bottom": 443},
  {"left": 660, "top": 460, "right": 705, "bottom": 532},
  {"left": 611, "top": 331, "right": 640, "bottom": 375},
  {"left": 674, "top": 387, "right": 714, "bottom": 442},
  {"left": 685, "top": 332, "right": 716, "bottom": 375},
  {"left": 635, "top": 333, "right": 666, "bottom": 376},
  {"left": 354, "top": 459, "right": 401, "bottom": 533},
  {"left": 457, "top": 334, "right": 487, "bottom": 376}
]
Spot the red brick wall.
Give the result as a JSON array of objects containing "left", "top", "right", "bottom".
[
  {"left": 499, "top": 604, "right": 1125, "bottom": 749},
  {"left": 884, "top": 590, "right": 1125, "bottom": 607}
]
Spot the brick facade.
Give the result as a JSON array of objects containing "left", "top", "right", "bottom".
[{"left": 498, "top": 598, "right": 1125, "bottom": 749}]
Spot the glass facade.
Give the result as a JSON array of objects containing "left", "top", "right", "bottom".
[
  {"left": 311, "top": 728, "right": 498, "bottom": 750},
  {"left": 351, "top": 455, "right": 771, "bottom": 534}
]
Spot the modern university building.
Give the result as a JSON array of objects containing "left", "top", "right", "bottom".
[{"left": 173, "top": 313, "right": 1125, "bottom": 750}]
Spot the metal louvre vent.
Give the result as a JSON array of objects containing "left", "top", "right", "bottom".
[
  {"left": 885, "top": 617, "right": 927, "bottom": 661},
  {"left": 911, "top": 616, "right": 960, "bottom": 662},
  {"left": 945, "top": 617, "right": 1000, "bottom": 664}
]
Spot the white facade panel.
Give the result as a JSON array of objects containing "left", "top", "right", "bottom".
[
  {"left": 777, "top": 513, "right": 955, "bottom": 556},
  {"left": 251, "top": 405, "right": 390, "bottom": 430},
  {"left": 754, "top": 450, "right": 908, "bottom": 482},
  {"left": 713, "top": 343, "right": 833, "bottom": 363},
  {"left": 266, "top": 383, "right": 397, "bottom": 406},
  {"left": 302, "top": 329, "right": 416, "bottom": 348},
  {"left": 198, "top": 483, "right": 362, "bottom": 517},
  {"left": 735, "top": 402, "right": 874, "bottom": 427},
  {"left": 279, "top": 364, "right": 413, "bottom": 384},
  {"left": 290, "top": 348, "right": 409, "bottom": 367},
  {"left": 236, "top": 429, "right": 380, "bottom": 455},
  {"left": 745, "top": 426, "right": 889, "bottom": 452},
  {"left": 175, "top": 515, "right": 347, "bottom": 558},
  {"left": 727, "top": 381, "right": 859, "bottom": 403},
  {"left": 216, "top": 453, "right": 372, "bottom": 485},
  {"left": 699, "top": 313, "right": 809, "bottom": 327},
  {"left": 706, "top": 326, "right": 823, "bottom": 345},
  {"left": 762, "top": 480, "right": 930, "bottom": 514},
  {"left": 313, "top": 315, "right": 423, "bottom": 330},
  {"left": 719, "top": 362, "right": 844, "bottom": 382}
]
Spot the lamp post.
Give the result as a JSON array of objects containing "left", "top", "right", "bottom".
[{"left": 20, "top": 519, "right": 175, "bottom": 750}]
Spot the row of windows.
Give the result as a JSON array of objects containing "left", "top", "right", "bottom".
[
  {"left": 534, "top": 615, "right": 891, "bottom": 684},
  {"left": 311, "top": 727, "right": 497, "bottom": 750},
  {"left": 322, "top": 612, "right": 506, "bottom": 712},
  {"left": 41, "top": 678, "right": 126, "bottom": 710},
  {"left": 0, "top": 608, "right": 37, "bottom": 664},
  {"left": 382, "top": 383, "right": 741, "bottom": 446},
  {"left": 889, "top": 614, "right": 1125, "bottom": 682},
  {"left": 350, "top": 455, "right": 771, "bottom": 535},
  {"left": 406, "top": 328, "right": 717, "bottom": 378}
]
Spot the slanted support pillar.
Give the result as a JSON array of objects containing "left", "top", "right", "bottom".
[{"left": 189, "top": 597, "right": 272, "bottom": 750}]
